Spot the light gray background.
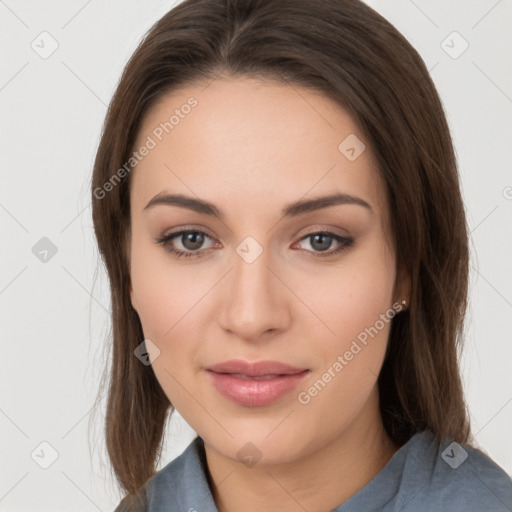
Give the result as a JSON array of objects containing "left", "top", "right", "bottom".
[{"left": 1, "top": 1, "right": 511, "bottom": 510}]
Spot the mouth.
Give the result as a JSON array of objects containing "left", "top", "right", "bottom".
[
  {"left": 205, "top": 359, "right": 310, "bottom": 407},
  {"left": 222, "top": 373, "right": 292, "bottom": 380}
]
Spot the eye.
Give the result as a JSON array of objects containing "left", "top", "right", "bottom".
[
  {"left": 155, "top": 230, "right": 218, "bottom": 258},
  {"left": 293, "top": 231, "right": 354, "bottom": 256},
  {"left": 155, "top": 229, "right": 354, "bottom": 259}
]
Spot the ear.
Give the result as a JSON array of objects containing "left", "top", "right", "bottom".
[
  {"left": 394, "top": 264, "right": 411, "bottom": 310},
  {"left": 125, "top": 227, "right": 137, "bottom": 312},
  {"left": 130, "top": 285, "right": 138, "bottom": 312}
]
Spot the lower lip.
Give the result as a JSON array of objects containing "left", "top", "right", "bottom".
[{"left": 206, "top": 370, "right": 310, "bottom": 407}]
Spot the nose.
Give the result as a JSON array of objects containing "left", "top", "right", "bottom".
[{"left": 218, "top": 244, "right": 292, "bottom": 342}]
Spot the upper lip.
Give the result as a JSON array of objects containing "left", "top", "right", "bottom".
[{"left": 206, "top": 359, "right": 308, "bottom": 377}]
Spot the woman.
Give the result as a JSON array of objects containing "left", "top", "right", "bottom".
[{"left": 91, "top": 0, "right": 512, "bottom": 510}]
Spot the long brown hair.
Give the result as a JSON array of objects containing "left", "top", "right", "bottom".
[{"left": 91, "top": 0, "right": 472, "bottom": 505}]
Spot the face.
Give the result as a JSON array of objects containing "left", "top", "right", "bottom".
[{"left": 129, "top": 76, "right": 405, "bottom": 465}]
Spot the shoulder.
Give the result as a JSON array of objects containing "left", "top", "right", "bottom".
[{"left": 399, "top": 430, "right": 512, "bottom": 511}]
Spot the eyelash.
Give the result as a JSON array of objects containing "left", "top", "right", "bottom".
[{"left": 155, "top": 229, "right": 354, "bottom": 259}]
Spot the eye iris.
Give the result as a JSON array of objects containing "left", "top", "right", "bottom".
[
  {"left": 182, "top": 232, "right": 204, "bottom": 250},
  {"left": 311, "top": 233, "right": 332, "bottom": 251}
]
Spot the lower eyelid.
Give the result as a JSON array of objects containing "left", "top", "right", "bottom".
[
  {"left": 166, "top": 231, "right": 217, "bottom": 251},
  {"left": 295, "top": 232, "right": 351, "bottom": 247},
  {"left": 157, "top": 230, "right": 352, "bottom": 255}
]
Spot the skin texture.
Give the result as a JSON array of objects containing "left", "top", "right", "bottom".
[{"left": 129, "top": 76, "right": 408, "bottom": 512}]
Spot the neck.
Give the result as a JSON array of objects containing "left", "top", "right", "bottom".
[{"left": 203, "top": 388, "right": 399, "bottom": 512}]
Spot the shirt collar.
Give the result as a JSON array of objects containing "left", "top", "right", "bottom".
[{"left": 148, "top": 436, "right": 219, "bottom": 512}]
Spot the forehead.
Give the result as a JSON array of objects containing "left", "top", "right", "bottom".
[{"left": 130, "top": 76, "right": 387, "bottom": 221}]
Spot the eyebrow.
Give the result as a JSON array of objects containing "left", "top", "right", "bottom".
[{"left": 143, "top": 192, "right": 372, "bottom": 217}]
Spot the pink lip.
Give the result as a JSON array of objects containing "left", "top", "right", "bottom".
[{"left": 205, "top": 359, "right": 310, "bottom": 407}]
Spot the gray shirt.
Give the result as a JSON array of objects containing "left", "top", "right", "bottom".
[{"left": 115, "top": 430, "right": 512, "bottom": 511}]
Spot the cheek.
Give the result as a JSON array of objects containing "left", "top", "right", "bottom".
[
  {"left": 130, "top": 235, "right": 203, "bottom": 339},
  {"left": 300, "top": 244, "right": 396, "bottom": 352},
  {"left": 294, "top": 241, "right": 396, "bottom": 412},
  {"left": 129, "top": 238, "right": 218, "bottom": 399},
  {"left": 130, "top": 242, "right": 203, "bottom": 406},
  {"left": 130, "top": 250, "right": 176, "bottom": 339}
]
